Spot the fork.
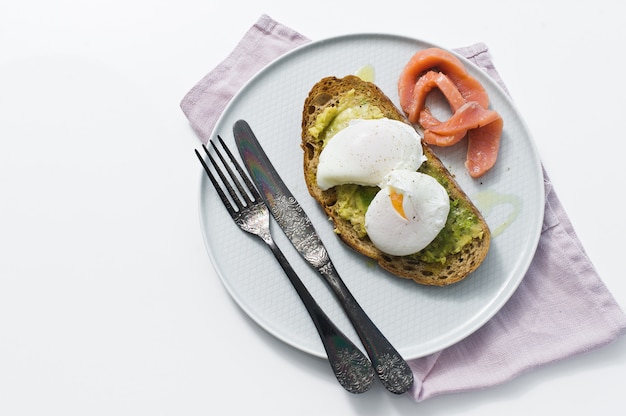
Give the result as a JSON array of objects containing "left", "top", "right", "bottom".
[{"left": 195, "top": 137, "right": 375, "bottom": 394}]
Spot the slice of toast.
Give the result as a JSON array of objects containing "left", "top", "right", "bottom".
[{"left": 301, "top": 75, "right": 490, "bottom": 286}]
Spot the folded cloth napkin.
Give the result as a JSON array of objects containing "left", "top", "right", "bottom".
[{"left": 181, "top": 14, "right": 626, "bottom": 402}]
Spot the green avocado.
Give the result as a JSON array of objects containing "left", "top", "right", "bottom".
[{"left": 313, "top": 89, "right": 483, "bottom": 264}]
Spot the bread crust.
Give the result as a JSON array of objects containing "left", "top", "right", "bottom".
[{"left": 301, "top": 75, "right": 490, "bottom": 286}]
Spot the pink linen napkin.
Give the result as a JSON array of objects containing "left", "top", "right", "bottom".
[{"left": 181, "top": 14, "right": 626, "bottom": 402}]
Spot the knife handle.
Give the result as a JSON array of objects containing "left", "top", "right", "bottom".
[{"left": 318, "top": 262, "right": 414, "bottom": 394}]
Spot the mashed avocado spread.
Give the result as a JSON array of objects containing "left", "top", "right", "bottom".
[{"left": 310, "top": 89, "right": 483, "bottom": 264}]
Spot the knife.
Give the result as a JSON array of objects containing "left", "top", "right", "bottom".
[{"left": 234, "top": 119, "right": 414, "bottom": 394}]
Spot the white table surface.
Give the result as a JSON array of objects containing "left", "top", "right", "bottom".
[{"left": 2, "top": 1, "right": 625, "bottom": 415}]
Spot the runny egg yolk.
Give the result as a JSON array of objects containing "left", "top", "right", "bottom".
[{"left": 389, "top": 188, "right": 407, "bottom": 220}]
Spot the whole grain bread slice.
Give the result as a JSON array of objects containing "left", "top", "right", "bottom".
[{"left": 301, "top": 75, "right": 490, "bottom": 286}]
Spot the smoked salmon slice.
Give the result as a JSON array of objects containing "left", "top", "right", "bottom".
[
  {"left": 398, "top": 47, "right": 489, "bottom": 118},
  {"left": 397, "top": 47, "right": 503, "bottom": 178},
  {"left": 419, "top": 107, "right": 467, "bottom": 147},
  {"left": 426, "top": 101, "right": 501, "bottom": 135},
  {"left": 405, "top": 70, "right": 465, "bottom": 123},
  {"left": 421, "top": 102, "right": 502, "bottom": 147},
  {"left": 466, "top": 117, "right": 503, "bottom": 178}
]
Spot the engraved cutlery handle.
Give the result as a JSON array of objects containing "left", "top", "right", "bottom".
[
  {"left": 264, "top": 238, "right": 374, "bottom": 394},
  {"left": 318, "top": 262, "right": 414, "bottom": 394}
]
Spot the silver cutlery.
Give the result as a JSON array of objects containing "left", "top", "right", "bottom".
[
  {"left": 195, "top": 137, "right": 375, "bottom": 394},
  {"left": 234, "top": 120, "right": 414, "bottom": 394}
]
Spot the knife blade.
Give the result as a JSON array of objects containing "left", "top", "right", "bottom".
[{"left": 234, "top": 119, "right": 414, "bottom": 394}]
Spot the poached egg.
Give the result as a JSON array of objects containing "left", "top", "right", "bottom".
[
  {"left": 316, "top": 117, "right": 450, "bottom": 256},
  {"left": 365, "top": 170, "right": 450, "bottom": 256}
]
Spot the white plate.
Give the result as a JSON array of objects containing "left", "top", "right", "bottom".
[{"left": 198, "top": 34, "right": 544, "bottom": 359}]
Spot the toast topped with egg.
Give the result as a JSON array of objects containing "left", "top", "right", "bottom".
[{"left": 301, "top": 75, "right": 490, "bottom": 286}]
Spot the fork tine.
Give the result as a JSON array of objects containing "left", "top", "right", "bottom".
[
  {"left": 214, "top": 135, "right": 263, "bottom": 203},
  {"left": 195, "top": 146, "right": 240, "bottom": 214},
  {"left": 201, "top": 141, "right": 248, "bottom": 213},
  {"left": 210, "top": 136, "right": 257, "bottom": 206}
]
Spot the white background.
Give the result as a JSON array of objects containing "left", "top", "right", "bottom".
[{"left": 1, "top": 1, "right": 625, "bottom": 415}]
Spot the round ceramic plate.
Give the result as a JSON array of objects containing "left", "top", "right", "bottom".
[{"left": 198, "top": 34, "right": 544, "bottom": 359}]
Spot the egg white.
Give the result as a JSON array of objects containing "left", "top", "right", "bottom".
[{"left": 316, "top": 118, "right": 425, "bottom": 191}]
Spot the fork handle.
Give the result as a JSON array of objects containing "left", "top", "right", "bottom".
[
  {"left": 266, "top": 241, "right": 374, "bottom": 394},
  {"left": 318, "top": 262, "right": 415, "bottom": 394}
]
